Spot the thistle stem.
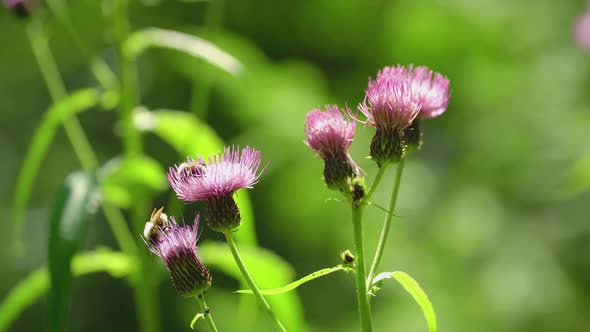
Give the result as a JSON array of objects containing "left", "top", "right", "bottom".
[
  {"left": 351, "top": 203, "right": 373, "bottom": 332},
  {"left": 364, "top": 165, "right": 388, "bottom": 202},
  {"left": 197, "top": 295, "right": 219, "bottom": 332},
  {"left": 114, "top": 0, "right": 142, "bottom": 157},
  {"left": 223, "top": 230, "right": 287, "bottom": 332},
  {"left": 367, "top": 158, "right": 405, "bottom": 286}
]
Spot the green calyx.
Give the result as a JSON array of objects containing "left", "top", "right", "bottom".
[
  {"left": 166, "top": 248, "right": 212, "bottom": 297},
  {"left": 370, "top": 120, "right": 423, "bottom": 167},
  {"left": 322, "top": 152, "right": 365, "bottom": 201},
  {"left": 403, "top": 120, "right": 423, "bottom": 154},
  {"left": 206, "top": 195, "right": 241, "bottom": 233},
  {"left": 370, "top": 126, "right": 405, "bottom": 166}
]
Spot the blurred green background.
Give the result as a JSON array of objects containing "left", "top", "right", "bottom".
[{"left": 1, "top": 0, "right": 590, "bottom": 331}]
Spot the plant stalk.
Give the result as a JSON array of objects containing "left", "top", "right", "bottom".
[
  {"left": 26, "top": 18, "right": 137, "bottom": 255},
  {"left": 351, "top": 203, "right": 373, "bottom": 332},
  {"left": 113, "top": 2, "right": 160, "bottom": 332},
  {"left": 367, "top": 158, "right": 405, "bottom": 287},
  {"left": 223, "top": 231, "right": 287, "bottom": 332},
  {"left": 197, "top": 295, "right": 219, "bottom": 332},
  {"left": 364, "top": 165, "right": 388, "bottom": 202}
]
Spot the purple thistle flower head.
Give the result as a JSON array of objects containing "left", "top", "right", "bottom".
[
  {"left": 405, "top": 65, "right": 451, "bottom": 119},
  {"left": 305, "top": 105, "right": 356, "bottom": 159},
  {"left": 304, "top": 105, "right": 364, "bottom": 197},
  {"left": 359, "top": 65, "right": 451, "bottom": 165},
  {"left": 168, "top": 146, "right": 264, "bottom": 202},
  {"left": 145, "top": 214, "right": 211, "bottom": 297},
  {"left": 360, "top": 67, "right": 422, "bottom": 131},
  {"left": 575, "top": 11, "right": 590, "bottom": 51},
  {"left": 168, "top": 146, "right": 265, "bottom": 232}
]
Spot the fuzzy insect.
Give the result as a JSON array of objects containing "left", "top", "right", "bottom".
[{"left": 143, "top": 207, "right": 171, "bottom": 243}]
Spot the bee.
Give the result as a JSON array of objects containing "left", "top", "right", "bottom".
[
  {"left": 176, "top": 160, "right": 207, "bottom": 178},
  {"left": 143, "top": 207, "right": 170, "bottom": 243}
]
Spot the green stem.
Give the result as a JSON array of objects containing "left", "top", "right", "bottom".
[
  {"left": 114, "top": 0, "right": 142, "bottom": 157},
  {"left": 189, "top": 0, "right": 224, "bottom": 117},
  {"left": 27, "top": 16, "right": 137, "bottom": 256},
  {"left": 131, "top": 277, "right": 160, "bottom": 332},
  {"left": 112, "top": 2, "right": 160, "bottom": 332},
  {"left": 364, "top": 165, "right": 388, "bottom": 203},
  {"left": 351, "top": 203, "right": 373, "bottom": 332},
  {"left": 45, "top": 2, "right": 118, "bottom": 89},
  {"left": 366, "top": 158, "right": 405, "bottom": 286},
  {"left": 197, "top": 295, "right": 219, "bottom": 332},
  {"left": 27, "top": 16, "right": 145, "bottom": 332},
  {"left": 27, "top": 21, "right": 97, "bottom": 171},
  {"left": 102, "top": 204, "right": 138, "bottom": 255},
  {"left": 223, "top": 231, "right": 287, "bottom": 332}
]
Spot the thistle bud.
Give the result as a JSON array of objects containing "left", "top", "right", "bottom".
[
  {"left": 144, "top": 214, "right": 211, "bottom": 297},
  {"left": 206, "top": 195, "right": 241, "bottom": 232},
  {"left": 304, "top": 105, "right": 362, "bottom": 196},
  {"left": 341, "top": 249, "right": 355, "bottom": 267},
  {"left": 402, "top": 120, "right": 422, "bottom": 154},
  {"left": 369, "top": 126, "right": 405, "bottom": 166}
]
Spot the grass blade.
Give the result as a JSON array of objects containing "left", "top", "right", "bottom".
[
  {"left": 124, "top": 28, "right": 242, "bottom": 75},
  {"left": 11, "top": 89, "right": 100, "bottom": 250}
]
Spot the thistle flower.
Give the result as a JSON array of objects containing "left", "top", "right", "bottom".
[
  {"left": 305, "top": 105, "right": 362, "bottom": 195},
  {"left": 145, "top": 214, "right": 211, "bottom": 297},
  {"left": 168, "top": 146, "right": 265, "bottom": 232},
  {"left": 360, "top": 68, "right": 420, "bottom": 165},
  {"left": 3, "top": 0, "right": 34, "bottom": 17},
  {"left": 575, "top": 11, "right": 590, "bottom": 51},
  {"left": 404, "top": 66, "right": 450, "bottom": 119},
  {"left": 360, "top": 65, "right": 450, "bottom": 164}
]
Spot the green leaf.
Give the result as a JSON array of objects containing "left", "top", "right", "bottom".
[
  {"left": 48, "top": 172, "right": 100, "bottom": 332},
  {"left": 135, "top": 109, "right": 257, "bottom": 246},
  {"left": 199, "top": 241, "right": 307, "bottom": 332},
  {"left": 135, "top": 109, "right": 224, "bottom": 158},
  {"left": 189, "top": 313, "right": 204, "bottom": 329},
  {"left": 100, "top": 156, "right": 167, "bottom": 208},
  {"left": 370, "top": 271, "right": 437, "bottom": 332},
  {"left": 11, "top": 89, "right": 101, "bottom": 249},
  {"left": 0, "top": 249, "right": 133, "bottom": 332},
  {"left": 560, "top": 153, "right": 590, "bottom": 197},
  {"left": 123, "top": 28, "right": 242, "bottom": 75},
  {"left": 236, "top": 265, "right": 347, "bottom": 295}
]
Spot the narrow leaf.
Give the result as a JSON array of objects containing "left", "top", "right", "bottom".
[
  {"left": 124, "top": 28, "right": 242, "bottom": 75},
  {"left": 11, "top": 89, "right": 100, "bottom": 248},
  {"left": 236, "top": 265, "right": 346, "bottom": 295},
  {"left": 48, "top": 172, "right": 100, "bottom": 332},
  {"left": 135, "top": 109, "right": 257, "bottom": 246},
  {"left": 371, "top": 271, "right": 437, "bottom": 332},
  {"left": 199, "top": 241, "right": 307, "bottom": 332},
  {"left": 0, "top": 249, "right": 133, "bottom": 332},
  {"left": 189, "top": 313, "right": 204, "bottom": 329}
]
